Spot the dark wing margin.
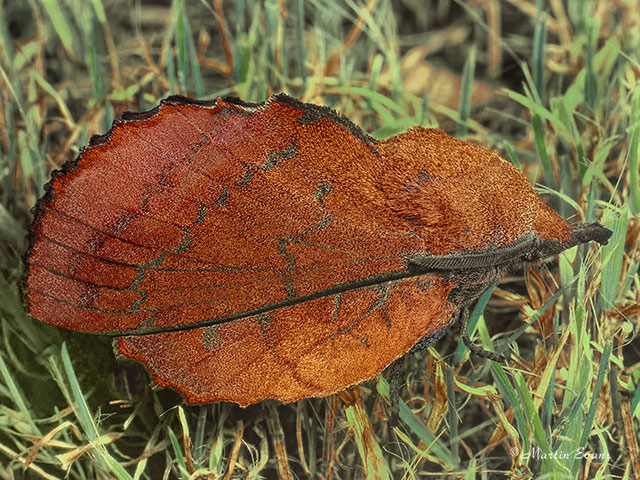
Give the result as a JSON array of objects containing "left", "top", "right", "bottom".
[{"left": 272, "top": 93, "right": 380, "bottom": 155}]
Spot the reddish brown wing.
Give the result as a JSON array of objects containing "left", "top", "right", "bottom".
[
  {"left": 26, "top": 96, "right": 423, "bottom": 334},
  {"left": 24, "top": 94, "right": 573, "bottom": 405},
  {"left": 25, "top": 95, "right": 571, "bottom": 334}
]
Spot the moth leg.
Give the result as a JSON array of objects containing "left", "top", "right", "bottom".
[
  {"left": 459, "top": 306, "right": 506, "bottom": 363},
  {"left": 385, "top": 359, "right": 402, "bottom": 426}
]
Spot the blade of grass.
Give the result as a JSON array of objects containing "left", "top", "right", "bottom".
[
  {"left": 59, "top": 343, "right": 98, "bottom": 443},
  {"left": 514, "top": 372, "right": 553, "bottom": 470},
  {"left": 376, "top": 376, "right": 453, "bottom": 468},
  {"left": 41, "top": 0, "right": 76, "bottom": 59},
  {"left": 628, "top": 85, "right": 640, "bottom": 214},
  {"left": 600, "top": 207, "right": 628, "bottom": 310},
  {"left": 444, "top": 365, "right": 458, "bottom": 465},
  {"left": 296, "top": 0, "right": 307, "bottom": 91},
  {"left": 183, "top": 5, "right": 204, "bottom": 97},
  {"left": 498, "top": 283, "right": 570, "bottom": 354},
  {"left": 454, "top": 284, "right": 495, "bottom": 364},
  {"left": 88, "top": 11, "right": 103, "bottom": 99},
  {"left": 532, "top": 10, "right": 547, "bottom": 100},
  {"left": 456, "top": 46, "right": 475, "bottom": 139},
  {"left": 31, "top": 70, "right": 75, "bottom": 128},
  {"left": 177, "top": 406, "right": 195, "bottom": 473},
  {"left": 531, "top": 113, "right": 551, "bottom": 174},
  {"left": 584, "top": 19, "right": 598, "bottom": 111},
  {"left": 132, "top": 426, "right": 162, "bottom": 480},
  {"left": 59, "top": 343, "right": 134, "bottom": 480},
  {"left": 0, "top": 353, "right": 41, "bottom": 435},
  {"left": 167, "top": 427, "right": 190, "bottom": 480},
  {"left": 328, "top": 85, "right": 405, "bottom": 115},
  {"left": 342, "top": 388, "right": 391, "bottom": 480},
  {"left": 491, "top": 363, "right": 530, "bottom": 456},
  {"left": 173, "top": 0, "right": 186, "bottom": 94},
  {"left": 502, "top": 141, "right": 522, "bottom": 169},
  {"left": 503, "top": 83, "right": 571, "bottom": 141},
  {"left": 631, "top": 381, "right": 640, "bottom": 418},
  {"left": 571, "top": 342, "right": 612, "bottom": 473}
]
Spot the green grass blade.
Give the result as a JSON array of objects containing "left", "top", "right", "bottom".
[
  {"left": 532, "top": 11, "right": 547, "bottom": 100},
  {"left": 0, "top": 353, "right": 41, "bottom": 435},
  {"left": 168, "top": 427, "right": 190, "bottom": 480},
  {"left": 295, "top": 0, "right": 307, "bottom": 91},
  {"left": 184, "top": 14, "right": 204, "bottom": 97},
  {"left": 600, "top": 207, "right": 628, "bottom": 310},
  {"left": 628, "top": 86, "right": 640, "bottom": 214},
  {"left": 60, "top": 342, "right": 98, "bottom": 443},
  {"left": 40, "top": 0, "right": 75, "bottom": 57},
  {"left": 445, "top": 365, "right": 458, "bottom": 465},
  {"left": 572, "top": 342, "right": 612, "bottom": 472},
  {"left": 515, "top": 372, "right": 552, "bottom": 468},
  {"left": 531, "top": 113, "right": 551, "bottom": 173},
  {"left": 174, "top": 0, "right": 187, "bottom": 93},
  {"left": 499, "top": 283, "right": 570, "bottom": 353},
  {"left": 584, "top": 19, "right": 599, "bottom": 111},
  {"left": 376, "top": 376, "right": 453, "bottom": 468},
  {"left": 59, "top": 343, "right": 134, "bottom": 479},
  {"left": 631, "top": 380, "right": 640, "bottom": 417},
  {"left": 456, "top": 46, "right": 475, "bottom": 139},
  {"left": 502, "top": 141, "right": 522, "bottom": 169},
  {"left": 491, "top": 363, "right": 530, "bottom": 456},
  {"left": 454, "top": 284, "right": 495, "bottom": 363}
]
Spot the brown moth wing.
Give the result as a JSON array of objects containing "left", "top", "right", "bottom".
[
  {"left": 23, "top": 94, "right": 608, "bottom": 406},
  {"left": 24, "top": 95, "right": 567, "bottom": 336}
]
